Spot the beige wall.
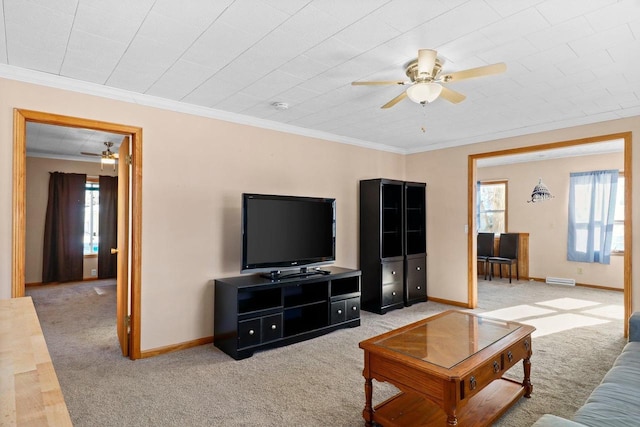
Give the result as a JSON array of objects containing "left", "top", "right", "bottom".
[
  {"left": 406, "top": 146, "right": 471, "bottom": 302},
  {"left": 406, "top": 120, "right": 639, "bottom": 312},
  {"left": 2, "top": 76, "right": 638, "bottom": 352},
  {"left": 478, "top": 152, "right": 624, "bottom": 289},
  {"left": 25, "top": 157, "right": 118, "bottom": 284},
  {"left": 0, "top": 77, "right": 405, "bottom": 351}
]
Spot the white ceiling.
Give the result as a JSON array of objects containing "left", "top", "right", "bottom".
[
  {"left": 3, "top": 0, "right": 640, "bottom": 158},
  {"left": 26, "top": 122, "right": 125, "bottom": 163}
]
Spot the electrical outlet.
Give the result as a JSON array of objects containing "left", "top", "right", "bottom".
[
  {"left": 91, "top": 269, "right": 97, "bottom": 276},
  {"left": 577, "top": 267, "right": 583, "bottom": 274}
]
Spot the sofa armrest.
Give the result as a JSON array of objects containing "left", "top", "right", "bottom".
[
  {"left": 630, "top": 312, "right": 640, "bottom": 342},
  {"left": 531, "top": 414, "right": 586, "bottom": 427}
]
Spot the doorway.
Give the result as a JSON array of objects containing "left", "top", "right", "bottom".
[
  {"left": 12, "top": 109, "right": 143, "bottom": 359},
  {"left": 467, "top": 133, "right": 632, "bottom": 335}
]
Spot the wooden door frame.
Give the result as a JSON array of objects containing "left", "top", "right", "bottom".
[
  {"left": 467, "top": 132, "right": 632, "bottom": 336},
  {"left": 12, "top": 109, "right": 143, "bottom": 359}
]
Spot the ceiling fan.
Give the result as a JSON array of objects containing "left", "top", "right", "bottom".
[
  {"left": 81, "top": 141, "right": 119, "bottom": 170},
  {"left": 81, "top": 141, "right": 119, "bottom": 161},
  {"left": 352, "top": 49, "right": 507, "bottom": 109}
]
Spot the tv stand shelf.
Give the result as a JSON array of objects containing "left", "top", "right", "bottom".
[{"left": 214, "top": 267, "right": 361, "bottom": 360}]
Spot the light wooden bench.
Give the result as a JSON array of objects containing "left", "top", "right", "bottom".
[{"left": 0, "top": 296, "right": 72, "bottom": 426}]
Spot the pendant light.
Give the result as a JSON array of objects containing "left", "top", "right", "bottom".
[{"left": 527, "top": 178, "right": 553, "bottom": 203}]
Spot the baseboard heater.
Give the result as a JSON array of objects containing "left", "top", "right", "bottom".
[{"left": 545, "top": 277, "right": 576, "bottom": 286}]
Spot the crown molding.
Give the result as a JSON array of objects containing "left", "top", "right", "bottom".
[
  {"left": 0, "top": 64, "right": 406, "bottom": 155},
  {"left": 2, "top": 64, "right": 638, "bottom": 157},
  {"left": 404, "top": 108, "right": 631, "bottom": 154},
  {"left": 26, "top": 151, "right": 100, "bottom": 164}
]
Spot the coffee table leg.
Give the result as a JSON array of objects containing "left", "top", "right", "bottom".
[
  {"left": 446, "top": 413, "right": 458, "bottom": 425},
  {"left": 363, "top": 377, "right": 373, "bottom": 426},
  {"left": 523, "top": 357, "right": 533, "bottom": 397}
]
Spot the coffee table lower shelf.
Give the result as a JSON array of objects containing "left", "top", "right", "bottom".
[{"left": 372, "top": 378, "right": 525, "bottom": 426}]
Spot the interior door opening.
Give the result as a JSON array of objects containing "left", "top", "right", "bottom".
[
  {"left": 467, "top": 133, "right": 632, "bottom": 336},
  {"left": 12, "top": 109, "right": 143, "bottom": 359}
]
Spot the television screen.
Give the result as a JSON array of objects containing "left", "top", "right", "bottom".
[{"left": 241, "top": 193, "right": 335, "bottom": 274}]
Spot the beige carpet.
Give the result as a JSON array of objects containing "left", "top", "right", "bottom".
[{"left": 27, "top": 278, "right": 625, "bottom": 426}]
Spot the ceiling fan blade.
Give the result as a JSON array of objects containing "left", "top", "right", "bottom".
[
  {"left": 81, "top": 152, "right": 100, "bottom": 157},
  {"left": 441, "top": 62, "right": 506, "bottom": 82},
  {"left": 381, "top": 91, "right": 408, "bottom": 109},
  {"left": 417, "top": 49, "right": 437, "bottom": 76},
  {"left": 352, "top": 80, "right": 409, "bottom": 86},
  {"left": 439, "top": 86, "right": 466, "bottom": 104}
]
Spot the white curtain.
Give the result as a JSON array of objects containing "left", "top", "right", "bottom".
[{"left": 567, "top": 170, "right": 618, "bottom": 264}]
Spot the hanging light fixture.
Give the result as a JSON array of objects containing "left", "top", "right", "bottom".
[
  {"left": 100, "top": 142, "right": 117, "bottom": 171},
  {"left": 527, "top": 178, "right": 554, "bottom": 203},
  {"left": 101, "top": 156, "right": 116, "bottom": 171},
  {"left": 406, "top": 82, "right": 443, "bottom": 104}
]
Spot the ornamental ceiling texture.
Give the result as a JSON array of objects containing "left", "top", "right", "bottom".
[{"left": 1, "top": 0, "right": 638, "bottom": 159}]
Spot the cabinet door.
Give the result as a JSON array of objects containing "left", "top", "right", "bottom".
[
  {"left": 382, "top": 260, "right": 403, "bottom": 285},
  {"left": 330, "top": 301, "right": 347, "bottom": 324},
  {"left": 381, "top": 183, "right": 403, "bottom": 258},
  {"left": 406, "top": 257, "right": 426, "bottom": 300},
  {"left": 261, "top": 314, "right": 283, "bottom": 343},
  {"left": 238, "top": 318, "right": 261, "bottom": 348},
  {"left": 382, "top": 261, "right": 403, "bottom": 306},
  {"left": 331, "top": 298, "right": 360, "bottom": 324},
  {"left": 405, "top": 183, "right": 426, "bottom": 255},
  {"left": 382, "top": 283, "right": 403, "bottom": 306},
  {"left": 346, "top": 297, "right": 360, "bottom": 320}
]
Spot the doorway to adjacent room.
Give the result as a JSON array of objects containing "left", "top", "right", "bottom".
[
  {"left": 467, "top": 133, "right": 632, "bottom": 335},
  {"left": 12, "top": 109, "right": 144, "bottom": 359}
]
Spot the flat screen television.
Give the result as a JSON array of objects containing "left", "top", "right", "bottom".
[{"left": 241, "top": 193, "right": 336, "bottom": 279}]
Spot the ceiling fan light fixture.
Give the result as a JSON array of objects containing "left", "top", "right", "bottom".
[
  {"left": 100, "top": 142, "right": 117, "bottom": 170},
  {"left": 100, "top": 155, "right": 116, "bottom": 171},
  {"left": 406, "top": 82, "right": 442, "bottom": 104}
]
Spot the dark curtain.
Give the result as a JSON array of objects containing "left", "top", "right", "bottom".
[
  {"left": 42, "top": 172, "right": 87, "bottom": 283},
  {"left": 98, "top": 175, "right": 118, "bottom": 279}
]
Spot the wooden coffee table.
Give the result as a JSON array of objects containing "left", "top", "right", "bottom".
[{"left": 359, "top": 310, "right": 535, "bottom": 426}]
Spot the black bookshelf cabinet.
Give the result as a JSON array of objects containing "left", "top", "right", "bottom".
[
  {"left": 360, "top": 179, "right": 427, "bottom": 314},
  {"left": 214, "top": 267, "right": 361, "bottom": 360}
]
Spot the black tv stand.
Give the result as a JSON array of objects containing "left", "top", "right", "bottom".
[
  {"left": 214, "top": 267, "right": 361, "bottom": 360},
  {"left": 261, "top": 267, "right": 330, "bottom": 281}
]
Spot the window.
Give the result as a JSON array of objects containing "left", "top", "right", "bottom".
[
  {"left": 477, "top": 180, "right": 507, "bottom": 234},
  {"left": 567, "top": 169, "right": 618, "bottom": 264},
  {"left": 612, "top": 175, "right": 625, "bottom": 253},
  {"left": 84, "top": 181, "right": 99, "bottom": 255}
]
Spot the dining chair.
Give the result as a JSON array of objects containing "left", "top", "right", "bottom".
[
  {"left": 488, "top": 233, "right": 519, "bottom": 283},
  {"left": 477, "top": 233, "right": 494, "bottom": 280}
]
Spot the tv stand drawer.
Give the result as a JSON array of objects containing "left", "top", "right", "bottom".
[
  {"left": 238, "top": 319, "right": 261, "bottom": 348},
  {"left": 238, "top": 314, "right": 283, "bottom": 349},
  {"left": 330, "top": 297, "right": 360, "bottom": 324}
]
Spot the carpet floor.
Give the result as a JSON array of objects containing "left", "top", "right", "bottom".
[{"left": 27, "top": 278, "right": 625, "bottom": 426}]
